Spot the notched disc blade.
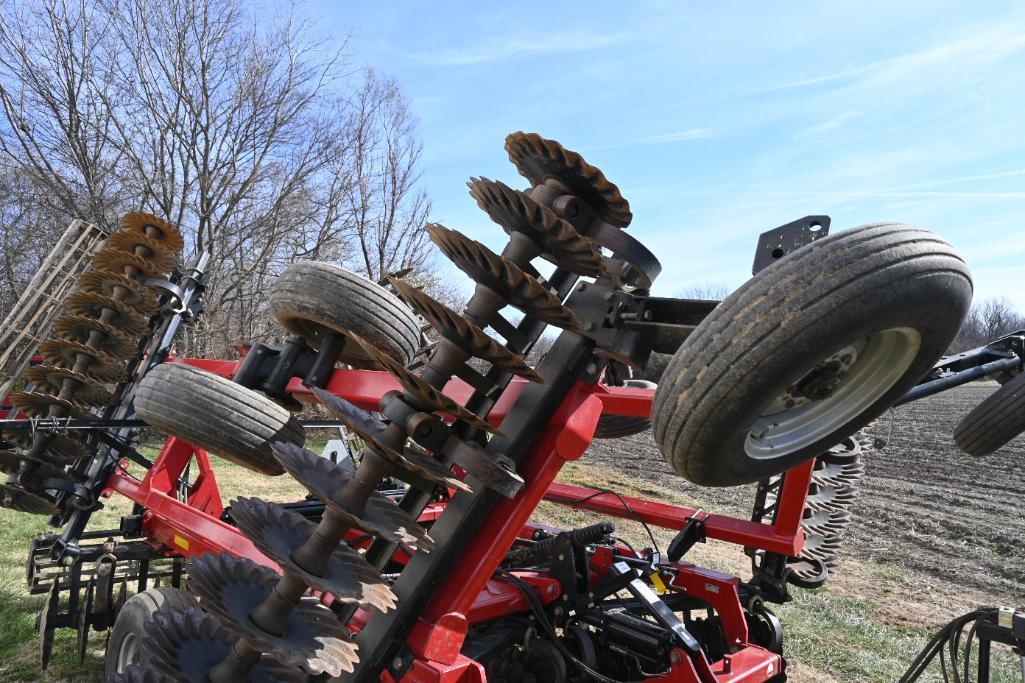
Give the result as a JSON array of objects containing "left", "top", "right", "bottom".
[
  {"left": 38, "top": 338, "right": 127, "bottom": 382},
  {"left": 8, "top": 391, "right": 92, "bottom": 419},
  {"left": 271, "top": 442, "right": 434, "bottom": 550},
  {"left": 505, "top": 131, "right": 632, "bottom": 228},
  {"left": 468, "top": 177, "right": 604, "bottom": 277},
  {"left": 804, "top": 483, "right": 858, "bottom": 512},
  {"left": 230, "top": 497, "right": 397, "bottom": 611},
  {"left": 3, "top": 430, "right": 89, "bottom": 462},
  {"left": 23, "top": 366, "right": 113, "bottom": 407},
  {"left": 139, "top": 607, "right": 307, "bottom": 682},
  {"left": 65, "top": 291, "right": 150, "bottom": 336},
  {"left": 121, "top": 211, "right": 186, "bottom": 252},
  {"left": 426, "top": 223, "right": 579, "bottom": 330},
  {"left": 311, "top": 389, "right": 472, "bottom": 492},
  {"left": 352, "top": 335, "right": 500, "bottom": 434},
  {"left": 389, "top": 278, "right": 541, "bottom": 382},
  {"left": 0, "top": 450, "right": 72, "bottom": 481},
  {"left": 0, "top": 483, "right": 58, "bottom": 515},
  {"left": 188, "top": 553, "right": 359, "bottom": 677},
  {"left": 76, "top": 271, "right": 159, "bottom": 316},
  {"left": 91, "top": 248, "right": 171, "bottom": 278},
  {"left": 105, "top": 231, "right": 178, "bottom": 271},
  {"left": 52, "top": 314, "right": 140, "bottom": 358}
]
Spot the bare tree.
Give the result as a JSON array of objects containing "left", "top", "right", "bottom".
[
  {"left": 676, "top": 282, "right": 729, "bottom": 301},
  {"left": 0, "top": 0, "right": 436, "bottom": 357},
  {"left": 950, "top": 297, "right": 1025, "bottom": 353},
  {"left": 341, "top": 70, "right": 432, "bottom": 283}
]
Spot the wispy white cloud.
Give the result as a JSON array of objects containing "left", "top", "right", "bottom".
[
  {"left": 636, "top": 128, "right": 715, "bottom": 144},
  {"left": 402, "top": 30, "right": 635, "bottom": 66}
]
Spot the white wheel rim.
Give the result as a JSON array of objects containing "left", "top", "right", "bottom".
[
  {"left": 745, "top": 327, "right": 921, "bottom": 460},
  {"left": 116, "top": 632, "right": 140, "bottom": 672}
]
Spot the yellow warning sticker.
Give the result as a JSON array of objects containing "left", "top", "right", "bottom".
[
  {"left": 173, "top": 534, "right": 190, "bottom": 551},
  {"left": 650, "top": 572, "right": 667, "bottom": 594}
]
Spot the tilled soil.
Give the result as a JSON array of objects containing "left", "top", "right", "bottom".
[{"left": 582, "top": 384, "right": 1025, "bottom": 601}]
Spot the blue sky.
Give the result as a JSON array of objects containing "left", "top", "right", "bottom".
[{"left": 311, "top": 1, "right": 1025, "bottom": 308}]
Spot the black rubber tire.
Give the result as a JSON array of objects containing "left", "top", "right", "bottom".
[
  {"left": 134, "top": 363, "right": 304, "bottom": 475},
  {"left": 652, "top": 223, "right": 972, "bottom": 487},
  {"left": 594, "top": 379, "right": 655, "bottom": 439},
  {"left": 954, "top": 370, "right": 1025, "bottom": 456},
  {"left": 104, "top": 587, "right": 198, "bottom": 678},
  {"left": 270, "top": 262, "right": 421, "bottom": 368}
]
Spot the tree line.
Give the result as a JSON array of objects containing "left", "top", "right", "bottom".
[{"left": 0, "top": 0, "right": 434, "bottom": 357}]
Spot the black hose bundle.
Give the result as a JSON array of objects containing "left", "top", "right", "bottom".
[{"left": 899, "top": 608, "right": 1001, "bottom": 682}]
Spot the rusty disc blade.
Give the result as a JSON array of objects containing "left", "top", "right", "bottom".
[
  {"left": 138, "top": 607, "right": 307, "bottom": 682},
  {"left": 351, "top": 335, "right": 501, "bottom": 434},
  {"left": 389, "top": 279, "right": 541, "bottom": 382},
  {"left": 38, "top": 339, "right": 126, "bottom": 383},
  {"left": 121, "top": 211, "right": 185, "bottom": 252},
  {"left": 426, "top": 223, "right": 579, "bottom": 330},
  {"left": 505, "top": 131, "right": 632, "bottom": 228},
  {"left": 468, "top": 177, "right": 604, "bottom": 277},
  {"left": 0, "top": 450, "right": 71, "bottom": 481},
  {"left": 8, "top": 391, "right": 92, "bottom": 419},
  {"left": 65, "top": 291, "right": 150, "bottom": 336},
  {"left": 230, "top": 497, "right": 397, "bottom": 611},
  {"left": 91, "top": 248, "right": 171, "bottom": 279},
  {"left": 76, "top": 271, "right": 159, "bottom": 316},
  {"left": 271, "top": 442, "right": 434, "bottom": 550},
  {"left": 105, "top": 231, "right": 178, "bottom": 271},
  {"left": 0, "top": 483, "right": 59, "bottom": 515},
  {"left": 309, "top": 389, "right": 472, "bottom": 492},
  {"left": 23, "top": 366, "right": 113, "bottom": 408},
  {"left": 188, "top": 552, "right": 359, "bottom": 677},
  {"left": 52, "top": 314, "right": 140, "bottom": 358},
  {"left": 2, "top": 430, "right": 89, "bottom": 462}
]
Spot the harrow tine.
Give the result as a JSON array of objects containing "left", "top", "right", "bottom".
[
  {"left": 229, "top": 497, "right": 397, "bottom": 612},
  {"left": 426, "top": 223, "right": 580, "bottom": 331},
  {"left": 64, "top": 291, "right": 150, "bottom": 336},
  {"left": 467, "top": 177, "right": 605, "bottom": 277},
  {"left": 187, "top": 553, "right": 360, "bottom": 677},
  {"left": 504, "top": 131, "right": 632, "bottom": 228},
  {"left": 51, "top": 314, "right": 140, "bottom": 358},
  {"left": 389, "top": 278, "right": 542, "bottom": 382}
]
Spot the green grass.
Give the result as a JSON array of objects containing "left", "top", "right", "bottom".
[{"left": 0, "top": 455, "right": 1020, "bottom": 682}]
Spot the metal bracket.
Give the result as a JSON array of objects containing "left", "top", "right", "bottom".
[{"left": 752, "top": 215, "right": 831, "bottom": 275}]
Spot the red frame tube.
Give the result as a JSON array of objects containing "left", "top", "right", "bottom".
[{"left": 97, "top": 358, "right": 805, "bottom": 682}]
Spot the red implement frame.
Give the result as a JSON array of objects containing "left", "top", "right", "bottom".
[{"left": 97, "top": 356, "right": 807, "bottom": 682}]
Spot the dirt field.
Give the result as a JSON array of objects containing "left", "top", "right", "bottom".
[{"left": 583, "top": 383, "right": 1025, "bottom": 602}]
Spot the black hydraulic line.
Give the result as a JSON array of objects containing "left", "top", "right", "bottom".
[{"left": 897, "top": 357, "right": 1020, "bottom": 406}]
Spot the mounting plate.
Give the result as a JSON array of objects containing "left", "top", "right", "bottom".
[{"left": 752, "top": 215, "right": 831, "bottom": 275}]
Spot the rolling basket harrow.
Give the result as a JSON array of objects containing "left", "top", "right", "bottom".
[{"left": 1, "top": 132, "right": 1022, "bottom": 682}]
